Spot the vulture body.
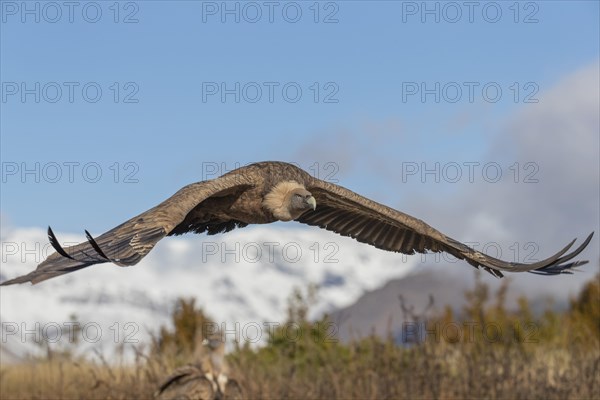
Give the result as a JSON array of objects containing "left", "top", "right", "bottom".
[
  {"left": 155, "top": 366, "right": 215, "bottom": 400},
  {"left": 1, "top": 161, "right": 593, "bottom": 285},
  {"left": 155, "top": 365, "right": 243, "bottom": 400}
]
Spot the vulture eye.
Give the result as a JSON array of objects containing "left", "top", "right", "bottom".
[{"left": 294, "top": 194, "right": 302, "bottom": 198}]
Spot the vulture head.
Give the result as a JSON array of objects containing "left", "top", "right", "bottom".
[
  {"left": 263, "top": 181, "right": 317, "bottom": 221},
  {"left": 202, "top": 336, "right": 224, "bottom": 351}
]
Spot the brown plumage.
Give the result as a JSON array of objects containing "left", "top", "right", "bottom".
[
  {"left": 155, "top": 365, "right": 215, "bottom": 400},
  {"left": 1, "top": 161, "right": 593, "bottom": 285},
  {"left": 155, "top": 364, "right": 243, "bottom": 400}
]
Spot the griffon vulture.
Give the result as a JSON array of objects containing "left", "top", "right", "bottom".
[
  {"left": 195, "top": 333, "right": 243, "bottom": 398},
  {"left": 1, "top": 161, "right": 594, "bottom": 285},
  {"left": 155, "top": 331, "right": 243, "bottom": 400}
]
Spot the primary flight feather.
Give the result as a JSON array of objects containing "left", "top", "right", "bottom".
[{"left": 1, "top": 161, "right": 593, "bottom": 285}]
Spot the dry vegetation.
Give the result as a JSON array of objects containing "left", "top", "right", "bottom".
[{"left": 1, "top": 273, "right": 599, "bottom": 400}]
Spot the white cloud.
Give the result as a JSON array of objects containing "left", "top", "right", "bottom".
[{"left": 403, "top": 61, "right": 600, "bottom": 294}]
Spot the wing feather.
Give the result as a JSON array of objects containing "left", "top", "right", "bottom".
[
  {"left": 299, "top": 179, "right": 593, "bottom": 276},
  {"left": 1, "top": 174, "right": 255, "bottom": 285}
]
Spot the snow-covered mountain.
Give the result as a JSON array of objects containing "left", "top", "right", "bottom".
[{"left": 0, "top": 224, "right": 418, "bottom": 361}]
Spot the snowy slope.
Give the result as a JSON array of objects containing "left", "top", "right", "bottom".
[{"left": 0, "top": 224, "right": 418, "bottom": 361}]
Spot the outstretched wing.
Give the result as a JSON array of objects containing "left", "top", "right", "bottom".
[
  {"left": 1, "top": 174, "right": 255, "bottom": 285},
  {"left": 298, "top": 179, "right": 593, "bottom": 277}
]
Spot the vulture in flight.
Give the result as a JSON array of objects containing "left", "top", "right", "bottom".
[{"left": 1, "top": 161, "right": 594, "bottom": 286}]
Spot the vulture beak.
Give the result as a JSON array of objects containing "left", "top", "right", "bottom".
[{"left": 306, "top": 196, "right": 317, "bottom": 210}]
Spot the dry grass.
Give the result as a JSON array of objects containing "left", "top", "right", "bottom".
[
  {"left": 230, "top": 340, "right": 599, "bottom": 399},
  {"left": 0, "top": 349, "right": 171, "bottom": 399},
  {"left": 1, "top": 273, "right": 599, "bottom": 400},
  {"left": 1, "top": 339, "right": 597, "bottom": 399}
]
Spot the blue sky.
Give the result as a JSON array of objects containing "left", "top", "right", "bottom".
[{"left": 1, "top": 0, "right": 599, "bottom": 235}]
